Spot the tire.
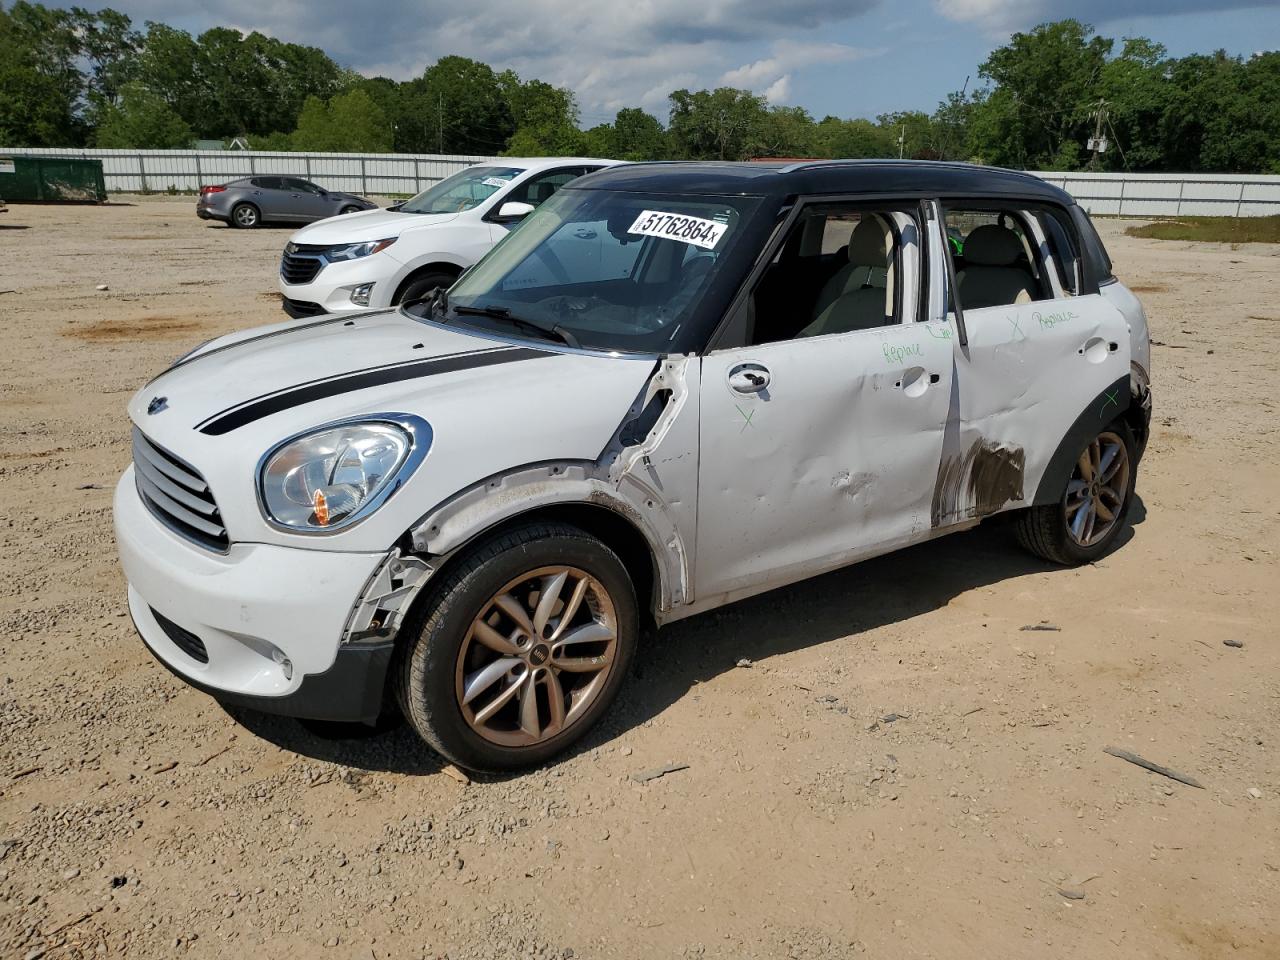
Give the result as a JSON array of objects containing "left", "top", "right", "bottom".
[
  {"left": 394, "top": 271, "right": 456, "bottom": 306},
  {"left": 339, "top": 205, "right": 361, "bottom": 215},
  {"left": 396, "top": 522, "right": 638, "bottom": 772},
  {"left": 1015, "top": 419, "right": 1137, "bottom": 565},
  {"left": 230, "top": 203, "right": 259, "bottom": 228}
]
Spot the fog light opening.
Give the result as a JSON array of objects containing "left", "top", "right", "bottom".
[
  {"left": 350, "top": 283, "right": 374, "bottom": 307},
  {"left": 271, "top": 648, "right": 293, "bottom": 680}
]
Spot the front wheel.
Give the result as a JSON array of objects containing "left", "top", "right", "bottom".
[
  {"left": 1015, "top": 420, "right": 1137, "bottom": 565},
  {"left": 394, "top": 271, "right": 456, "bottom": 307},
  {"left": 339, "top": 205, "right": 361, "bottom": 215},
  {"left": 396, "top": 522, "right": 638, "bottom": 772}
]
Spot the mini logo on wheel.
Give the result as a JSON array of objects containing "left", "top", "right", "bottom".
[
  {"left": 529, "top": 644, "right": 550, "bottom": 666},
  {"left": 147, "top": 396, "right": 168, "bottom": 415}
]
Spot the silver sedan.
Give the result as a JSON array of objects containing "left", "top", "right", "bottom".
[{"left": 197, "top": 176, "right": 377, "bottom": 228}]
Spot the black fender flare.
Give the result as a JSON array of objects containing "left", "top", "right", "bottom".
[{"left": 1032, "top": 374, "right": 1130, "bottom": 506}]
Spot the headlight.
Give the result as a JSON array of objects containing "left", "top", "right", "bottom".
[
  {"left": 326, "top": 237, "right": 396, "bottom": 262},
  {"left": 257, "top": 415, "right": 431, "bottom": 532}
]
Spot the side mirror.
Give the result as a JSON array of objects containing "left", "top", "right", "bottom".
[
  {"left": 495, "top": 201, "right": 535, "bottom": 222},
  {"left": 386, "top": 202, "right": 403, "bottom": 211}
]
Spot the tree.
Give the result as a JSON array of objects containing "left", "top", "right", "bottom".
[
  {"left": 667, "top": 87, "right": 770, "bottom": 160},
  {"left": 970, "top": 19, "right": 1112, "bottom": 169},
  {"left": 290, "top": 89, "right": 392, "bottom": 152},
  {"left": 71, "top": 6, "right": 140, "bottom": 123},
  {"left": 812, "top": 116, "right": 895, "bottom": 159},
  {"left": 396, "top": 57, "right": 512, "bottom": 154},
  {"left": 94, "top": 80, "right": 192, "bottom": 147},
  {"left": 610, "top": 108, "right": 668, "bottom": 160},
  {"left": 500, "top": 74, "right": 583, "bottom": 155},
  {"left": 0, "top": 1, "right": 84, "bottom": 144}
]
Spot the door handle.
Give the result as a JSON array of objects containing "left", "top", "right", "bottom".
[{"left": 728, "top": 363, "right": 770, "bottom": 394}]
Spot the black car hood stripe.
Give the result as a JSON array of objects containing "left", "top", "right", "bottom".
[
  {"left": 196, "top": 347, "right": 553, "bottom": 436},
  {"left": 149, "top": 312, "right": 393, "bottom": 387}
]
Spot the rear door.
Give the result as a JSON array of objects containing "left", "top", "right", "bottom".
[{"left": 929, "top": 199, "right": 1131, "bottom": 525}]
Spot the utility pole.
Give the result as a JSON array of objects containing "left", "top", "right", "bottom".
[
  {"left": 1087, "top": 98, "right": 1109, "bottom": 170},
  {"left": 898, "top": 124, "right": 906, "bottom": 160},
  {"left": 438, "top": 92, "right": 444, "bottom": 155}
]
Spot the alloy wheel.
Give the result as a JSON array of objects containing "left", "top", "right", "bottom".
[
  {"left": 454, "top": 566, "right": 618, "bottom": 747},
  {"left": 1063, "top": 431, "right": 1130, "bottom": 547},
  {"left": 234, "top": 206, "right": 258, "bottom": 227}
]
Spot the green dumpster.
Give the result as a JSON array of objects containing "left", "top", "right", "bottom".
[{"left": 0, "top": 155, "right": 107, "bottom": 202}]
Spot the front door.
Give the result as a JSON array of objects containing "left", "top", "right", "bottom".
[{"left": 694, "top": 203, "right": 955, "bottom": 602}]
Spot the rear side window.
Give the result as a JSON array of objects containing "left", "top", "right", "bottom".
[{"left": 1070, "top": 206, "right": 1115, "bottom": 285}]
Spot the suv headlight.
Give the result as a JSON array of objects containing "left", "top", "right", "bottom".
[
  {"left": 326, "top": 238, "right": 396, "bottom": 262},
  {"left": 257, "top": 415, "right": 431, "bottom": 532}
]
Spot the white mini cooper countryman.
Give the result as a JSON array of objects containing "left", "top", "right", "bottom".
[{"left": 116, "top": 161, "right": 1152, "bottom": 771}]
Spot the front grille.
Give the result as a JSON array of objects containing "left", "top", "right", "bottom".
[
  {"left": 280, "top": 248, "right": 326, "bottom": 285},
  {"left": 151, "top": 608, "right": 209, "bottom": 663},
  {"left": 132, "top": 428, "right": 229, "bottom": 551}
]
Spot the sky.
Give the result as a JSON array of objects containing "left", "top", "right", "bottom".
[{"left": 53, "top": 0, "right": 1280, "bottom": 123}]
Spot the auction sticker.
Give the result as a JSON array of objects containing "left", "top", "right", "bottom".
[
  {"left": 482, "top": 176, "right": 512, "bottom": 187},
  {"left": 627, "top": 210, "right": 727, "bottom": 250}
]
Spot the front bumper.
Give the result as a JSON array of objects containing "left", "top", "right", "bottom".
[
  {"left": 115, "top": 470, "right": 393, "bottom": 722},
  {"left": 277, "top": 253, "right": 400, "bottom": 316}
]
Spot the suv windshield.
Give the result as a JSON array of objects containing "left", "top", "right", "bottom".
[
  {"left": 400, "top": 166, "right": 525, "bottom": 215},
  {"left": 429, "top": 188, "right": 761, "bottom": 354}
]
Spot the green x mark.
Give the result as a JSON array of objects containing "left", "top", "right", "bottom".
[
  {"left": 735, "top": 404, "right": 755, "bottom": 432},
  {"left": 1100, "top": 388, "right": 1120, "bottom": 417}
]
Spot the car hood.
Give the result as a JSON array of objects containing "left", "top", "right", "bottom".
[
  {"left": 128, "top": 311, "right": 656, "bottom": 550},
  {"left": 289, "top": 208, "right": 457, "bottom": 244}
]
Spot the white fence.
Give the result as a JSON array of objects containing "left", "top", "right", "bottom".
[
  {"left": 0, "top": 147, "right": 494, "bottom": 195},
  {"left": 4, "top": 148, "right": 1280, "bottom": 215},
  {"left": 1037, "top": 171, "right": 1280, "bottom": 218}
]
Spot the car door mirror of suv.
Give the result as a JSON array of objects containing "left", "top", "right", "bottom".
[{"left": 494, "top": 201, "right": 536, "bottom": 223}]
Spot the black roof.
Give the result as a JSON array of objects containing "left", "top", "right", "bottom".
[{"left": 571, "top": 159, "right": 1076, "bottom": 207}]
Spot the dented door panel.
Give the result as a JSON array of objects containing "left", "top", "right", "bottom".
[
  {"left": 693, "top": 325, "right": 953, "bottom": 603},
  {"left": 934, "top": 294, "right": 1131, "bottom": 527}
]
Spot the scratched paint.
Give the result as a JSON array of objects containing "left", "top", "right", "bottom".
[{"left": 931, "top": 438, "right": 1026, "bottom": 527}]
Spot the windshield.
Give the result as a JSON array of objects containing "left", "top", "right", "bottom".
[
  {"left": 434, "top": 188, "right": 761, "bottom": 353},
  {"left": 400, "top": 165, "right": 525, "bottom": 215}
]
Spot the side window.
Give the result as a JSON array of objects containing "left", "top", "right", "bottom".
[
  {"left": 747, "top": 205, "right": 909, "bottom": 345},
  {"left": 504, "top": 168, "right": 582, "bottom": 209},
  {"left": 287, "top": 178, "right": 321, "bottom": 194},
  {"left": 257, "top": 177, "right": 286, "bottom": 191},
  {"left": 944, "top": 207, "right": 1048, "bottom": 311},
  {"left": 1037, "top": 210, "right": 1080, "bottom": 295}
]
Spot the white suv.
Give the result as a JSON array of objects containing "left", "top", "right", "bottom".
[
  {"left": 277, "top": 157, "right": 622, "bottom": 318},
  {"left": 117, "top": 161, "right": 1151, "bottom": 772}
]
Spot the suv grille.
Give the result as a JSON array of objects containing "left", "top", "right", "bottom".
[
  {"left": 132, "top": 428, "right": 229, "bottom": 551},
  {"left": 151, "top": 608, "right": 209, "bottom": 663},
  {"left": 280, "top": 245, "right": 327, "bottom": 285}
]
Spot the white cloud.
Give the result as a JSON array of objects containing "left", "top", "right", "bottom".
[
  {"left": 763, "top": 75, "right": 792, "bottom": 102},
  {"left": 721, "top": 39, "right": 882, "bottom": 103},
  {"left": 933, "top": 0, "right": 1280, "bottom": 34},
  {"left": 105, "top": 0, "right": 885, "bottom": 116}
]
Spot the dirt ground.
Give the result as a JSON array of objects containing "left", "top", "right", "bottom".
[{"left": 0, "top": 197, "right": 1277, "bottom": 960}]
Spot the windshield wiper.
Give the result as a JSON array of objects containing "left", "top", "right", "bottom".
[{"left": 453, "top": 304, "right": 581, "bottom": 349}]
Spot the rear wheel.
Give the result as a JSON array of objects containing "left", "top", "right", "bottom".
[
  {"left": 1015, "top": 421, "right": 1136, "bottom": 565},
  {"left": 396, "top": 522, "right": 638, "bottom": 771},
  {"left": 339, "top": 205, "right": 361, "bottom": 215},
  {"left": 394, "top": 271, "right": 456, "bottom": 306},
  {"left": 230, "top": 203, "right": 259, "bottom": 228}
]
